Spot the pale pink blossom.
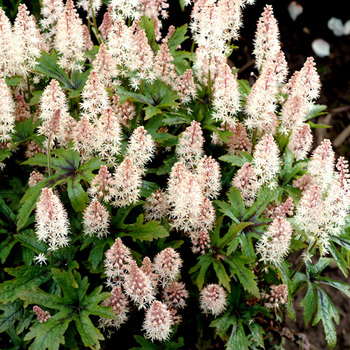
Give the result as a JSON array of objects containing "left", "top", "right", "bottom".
[
  {"left": 15, "top": 95, "right": 31, "bottom": 122},
  {"left": 294, "top": 185, "right": 327, "bottom": 243},
  {"left": 144, "top": 190, "right": 169, "bottom": 221},
  {"left": 33, "top": 306, "right": 51, "bottom": 323},
  {"left": 126, "top": 126, "right": 155, "bottom": 173},
  {"left": 93, "top": 108, "right": 122, "bottom": 164},
  {"left": 245, "top": 52, "right": 287, "bottom": 134},
  {"left": 196, "top": 156, "right": 221, "bottom": 199},
  {"left": 40, "top": 0, "right": 65, "bottom": 45},
  {"left": 200, "top": 284, "right": 227, "bottom": 317},
  {"left": 99, "top": 6, "right": 114, "bottom": 41},
  {"left": 0, "top": 78, "right": 15, "bottom": 142},
  {"left": 143, "top": 301, "right": 173, "bottom": 342},
  {"left": 92, "top": 44, "right": 118, "bottom": 88},
  {"left": 253, "top": 5, "right": 281, "bottom": 71},
  {"left": 264, "top": 284, "right": 288, "bottom": 309},
  {"left": 190, "top": 229, "right": 211, "bottom": 255},
  {"left": 35, "top": 188, "right": 70, "bottom": 251},
  {"left": 154, "top": 43, "right": 177, "bottom": 86},
  {"left": 264, "top": 197, "right": 294, "bottom": 219},
  {"left": 77, "top": 0, "right": 102, "bottom": 18},
  {"left": 140, "top": 257, "right": 159, "bottom": 288},
  {"left": 104, "top": 238, "right": 133, "bottom": 286},
  {"left": 174, "top": 69, "right": 197, "bottom": 105},
  {"left": 124, "top": 261, "right": 155, "bottom": 309},
  {"left": 0, "top": 8, "right": 14, "bottom": 76},
  {"left": 83, "top": 200, "right": 110, "bottom": 238},
  {"left": 213, "top": 122, "right": 252, "bottom": 155},
  {"left": 212, "top": 60, "right": 240, "bottom": 127},
  {"left": 107, "top": 157, "right": 142, "bottom": 207},
  {"left": 28, "top": 171, "right": 45, "bottom": 188},
  {"left": 12, "top": 4, "right": 46, "bottom": 78},
  {"left": 153, "top": 248, "right": 182, "bottom": 287},
  {"left": 111, "top": 95, "right": 136, "bottom": 128},
  {"left": 38, "top": 80, "right": 71, "bottom": 145},
  {"left": 308, "top": 139, "right": 335, "bottom": 190},
  {"left": 288, "top": 123, "right": 313, "bottom": 160},
  {"left": 293, "top": 174, "right": 314, "bottom": 194},
  {"left": 54, "top": 0, "right": 86, "bottom": 72},
  {"left": 176, "top": 121, "right": 204, "bottom": 169},
  {"left": 252, "top": 134, "right": 281, "bottom": 189},
  {"left": 99, "top": 285, "right": 129, "bottom": 330},
  {"left": 232, "top": 163, "right": 259, "bottom": 207},
  {"left": 163, "top": 282, "right": 189, "bottom": 309},
  {"left": 256, "top": 217, "right": 293, "bottom": 265},
  {"left": 81, "top": 71, "right": 110, "bottom": 121},
  {"left": 88, "top": 165, "right": 113, "bottom": 200}
]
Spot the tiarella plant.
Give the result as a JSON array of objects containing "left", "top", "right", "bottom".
[{"left": 0, "top": 1, "right": 350, "bottom": 349}]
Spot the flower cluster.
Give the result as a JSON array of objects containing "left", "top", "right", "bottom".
[{"left": 101, "top": 239, "right": 188, "bottom": 341}]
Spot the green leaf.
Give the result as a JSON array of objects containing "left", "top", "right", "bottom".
[
  {"left": 225, "top": 254, "right": 259, "bottom": 297},
  {"left": 140, "top": 180, "right": 159, "bottom": 198},
  {"left": 119, "top": 214, "right": 169, "bottom": 241},
  {"left": 328, "top": 242, "right": 348, "bottom": 277},
  {"left": 238, "top": 79, "right": 251, "bottom": 100},
  {"left": 34, "top": 50, "right": 71, "bottom": 89},
  {"left": 300, "top": 282, "right": 316, "bottom": 326},
  {"left": 305, "top": 104, "right": 327, "bottom": 121},
  {"left": 67, "top": 179, "right": 89, "bottom": 212},
  {"left": 219, "top": 153, "right": 251, "bottom": 167},
  {"left": 330, "top": 235, "right": 350, "bottom": 250},
  {"left": 0, "top": 266, "right": 51, "bottom": 303},
  {"left": 227, "top": 318, "right": 249, "bottom": 350},
  {"left": 16, "top": 173, "right": 63, "bottom": 230},
  {"left": 213, "top": 260, "right": 231, "bottom": 293},
  {"left": 307, "top": 257, "right": 333, "bottom": 277},
  {"left": 308, "top": 121, "right": 331, "bottom": 128},
  {"left": 5, "top": 76, "right": 24, "bottom": 87},
  {"left": 144, "top": 105, "right": 162, "bottom": 120},
  {"left": 140, "top": 16, "right": 158, "bottom": 53},
  {"left": 24, "top": 309, "right": 72, "bottom": 350},
  {"left": 115, "top": 86, "right": 154, "bottom": 105},
  {"left": 18, "top": 286, "right": 66, "bottom": 310},
  {"left": 248, "top": 322, "right": 265, "bottom": 349},
  {"left": 316, "top": 277, "right": 350, "bottom": 298},
  {"left": 219, "top": 222, "right": 254, "bottom": 248},
  {"left": 73, "top": 312, "right": 104, "bottom": 349},
  {"left": 0, "top": 300, "right": 24, "bottom": 333},
  {"left": 312, "top": 287, "right": 339, "bottom": 349},
  {"left": 215, "top": 200, "right": 240, "bottom": 223},
  {"left": 21, "top": 269, "right": 115, "bottom": 350},
  {"left": 190, "top": 254, "right": 213, "bottom": 290},
  {"left": 87, "top": 238, "right": 112, "bottom": 271},
  {"left": 0, "top": 235, "right": 16, "bottom": 264},
  {"left": 167, "top": 25, "right": 189, "bottom": 52},
  {"left": 30, "top": 90, "right": 43, "bottom": 106}
]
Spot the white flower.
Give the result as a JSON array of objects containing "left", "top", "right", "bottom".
[{"left": 34, "top": 253, "right": 48, "bottom": 266}]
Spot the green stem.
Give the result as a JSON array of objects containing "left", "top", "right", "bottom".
[
  {"left": 47, "top": 135, "right": 52, "bottom": 177},
  {"left": 252, "top": 128, "right": 258, "bottom": 151},
  {"left": 208, "top": 68, "right": 213, "bottom": 109},
  {"left": 290, "top": 240, "right": 318, "bottom": 280},
  {"left": 89, "top": 0, "right": 101, "bottom": 45},
  {"left": 27, "top": 76, "right": 31, "bottom": 100},
  {"left": 50, "top": 252, "right": 54, "bottom": 267},
  {"left": 190, "top": 40, "right": 195, "bottom": 53}
]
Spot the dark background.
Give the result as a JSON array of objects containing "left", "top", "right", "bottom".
[{"left": 2, "top": 0, "right": 350, "bottom": 348}]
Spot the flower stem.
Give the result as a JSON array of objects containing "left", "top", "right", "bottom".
[
  {"left": 89, "top": 0, "right": 101, "bottom": 45},
  {"left": 290, "top": 240, "right": 318, "bottom": 280},
  {"left": 47, "top": 135, "right": 52, "bottom": 177},
  {"left": 208, "top": 69, "right": 213, "bottom": 109}
]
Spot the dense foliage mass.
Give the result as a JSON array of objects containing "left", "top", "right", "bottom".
[{"left": 1, "top": 0, "right": 350, "bottom": 349}]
